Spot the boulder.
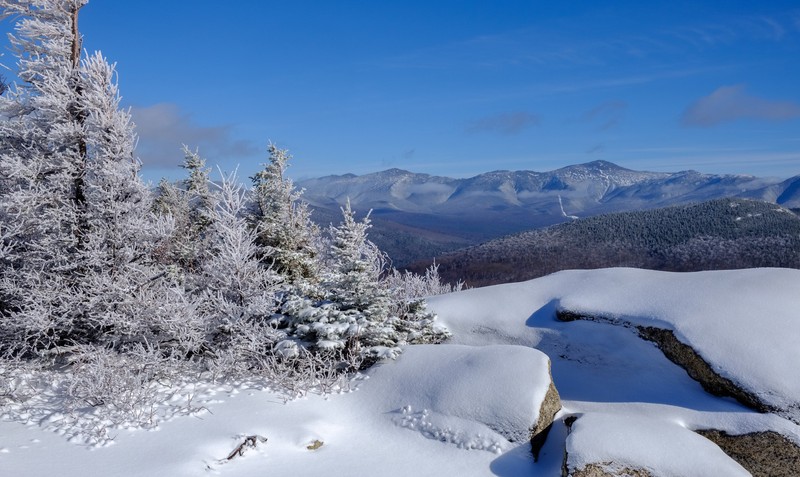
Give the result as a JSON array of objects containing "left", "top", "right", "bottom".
[{"left": 365, "top": 344, "right": 561, "bottom": 454}]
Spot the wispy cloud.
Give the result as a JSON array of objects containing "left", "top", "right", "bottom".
[
  {"left": 682, "top": 85, "right": 800, "bottom": 127},
  {"left": 466, "top": 111, "right": 539, "bottom": 135},
  {"left": 131, "top": 103, "right": 260, "bottom": 167},
  {"left": 380, "top": 11, "right": 798, "bottom": 73},
  {"left": 757, "top": 16, "right": 786, "bottom": 40},
  {"left": 581, "top": 100, "right": 627, "bottom": 130}
]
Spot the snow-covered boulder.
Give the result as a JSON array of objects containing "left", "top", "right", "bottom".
[
  {"left": 365, "top": 344, "right": 560, "bottom": 453},
  {"left": 564, "top": 413, "right": 750, "bottom": 477},
  {"left": 555, "top": 268, "right": 800, "bottom": 423}
]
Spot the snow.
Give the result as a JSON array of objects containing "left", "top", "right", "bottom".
[
  {"left": 366, "top": 344, "right": 553, "bottom": 444},
  {"left": 3, "top": 267, "right": 800, "bottom": 475},
  {"left": 555, "top": 268, "right": 800, "bottom": 418},
  {"left": 427, "top": 267, "right": 800, "bottom": 474},
  {"left": 0, "top": 344, "right": 555, "bottom": 476},
  {"left": 566, "top": 412, "right": 750, "bottom": 476},
  {"left": 431, "top": 267, "right": 800, "bottom": 421}
]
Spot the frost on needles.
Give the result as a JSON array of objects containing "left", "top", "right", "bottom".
[{"left": 0, "top": 0, "right": 453, "bottom": 438}]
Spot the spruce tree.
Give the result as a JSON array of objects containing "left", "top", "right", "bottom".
[
  {"left": 248, "top": 144, "right": 320, "bottom": 289},
  {"left": 0, "top": 0, "right": 195, "bottom": 358},
  {"left": 0, "top": 0, "right": 95, "bottom": 354},
  {"left": 151, "top": 147, "right": 213, "bottom": 273}
]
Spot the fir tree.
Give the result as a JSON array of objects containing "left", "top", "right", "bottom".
[
  {"left": 151, "top": 146, "right": 213, "bottom": 273},
  {"left": 199, "top": 171, "right": 279, "bottom": 344},
  {"left": 248, "top": 144, "right": 320, "bottom": 288},
  {"left": 0, "top": 0, "right": 193, "bottom": 358}
]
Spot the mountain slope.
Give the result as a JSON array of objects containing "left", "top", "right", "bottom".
[
  {"left": 300, "top": 161, "right": 792, "bottom": 266},
  {"left": 410, "top": 198, "right": 800, "bottom": 287}
]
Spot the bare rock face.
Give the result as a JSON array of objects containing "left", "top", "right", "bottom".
[
  {"left": 531, "top": 374, "right": 561, "bottom": 461},
  {"left": 568, "top": 463, "right": 652, "bottom": 477},
  {"left": 635, "top": 326, "right": 769, "bottom": 413},
  {"left": 696, "top": 430, "right": 800, "bottom": 477}
]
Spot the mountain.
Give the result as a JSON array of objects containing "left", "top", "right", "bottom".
[
  {"left": 407, "top": 198, "right": 800, "bottom": 287},
  {"left": 742, "top": 174, "right": 800, "bottom": 207},
  {"left": 299, "top": 161, "right": 794, "bottom": 266}
]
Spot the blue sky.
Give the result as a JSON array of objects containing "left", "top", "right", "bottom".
[{"left": 6, "top": 1, "right": 800, "bottom": 181}]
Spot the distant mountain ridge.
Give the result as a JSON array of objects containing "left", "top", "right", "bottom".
[{"left": 299, "top": 161, "right": 800, "bottom": 265}]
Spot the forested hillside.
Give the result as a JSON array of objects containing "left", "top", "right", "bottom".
[{"left": 414, "top": 199, "right": 800, "bottom": 287}]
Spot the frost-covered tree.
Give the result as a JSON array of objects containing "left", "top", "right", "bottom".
[
  {"left": 278, "top": 200, "right": 449, "bottom": 362},
  {"left": 152, "top": 147, "right": 213, "bottom": 273},
  {"left": 248, "top": 144, "right": 320, "bottom": 288},
  {"left": 0, "top": 1, "right": 86, "bottom": 258},
  {"left": 0, "top": 0, "right": 189, "bottom": 358},
  {"left": 0, "top": 3, "right": 452, "bottom": 437},
  {"left": 0, "top": 0, "right": 96, "bottom": 354},
  {"left": 199, "top": 171, "right": 279, "bottom": 345},
  {"left": 276, "top": 200, "right": 394, "bottom": 361},
  {"left": 323, "top": 201, "right": 389, "bottom": 312}
]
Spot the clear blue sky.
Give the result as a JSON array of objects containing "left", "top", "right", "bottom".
[{"left": 5, "top": 1, "right": 800, "bottom": 181}]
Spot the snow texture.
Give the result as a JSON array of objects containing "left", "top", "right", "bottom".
[
  {"left": 566, "top": 412, "right": 750, "bottom": 476},
  {"left": 431, "top": 267, "right": 800, "bottom": 421},
  {"left": 3, "top": 268, "right": 800, "bottom": 476},
  {"left": 367, "top": 344, "right": 553, "bottom": 443}
]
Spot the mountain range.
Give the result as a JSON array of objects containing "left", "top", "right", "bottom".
[{"left": 298, "top": 160, "right": 800, "bottom": 266}]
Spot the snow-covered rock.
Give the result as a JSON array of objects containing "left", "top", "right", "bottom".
[
  {"left": 431, "top": 268, "right": 800, "bottom": 423},
  {"left": 429, "top": 267, "right": 800, "bottom": 474},
  {"left": 555, "top": 268, "right": 800, "bottom": 423},
  {"left": 366, "top": 344, "right": 560, "bottom": 448},
  {"left": 564, "top": 413, "right": 750, "bottom": 476}
]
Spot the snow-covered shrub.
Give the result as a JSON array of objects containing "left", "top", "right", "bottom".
[{"left": 386, "top": 261, "right": 465, "bottom": 301}]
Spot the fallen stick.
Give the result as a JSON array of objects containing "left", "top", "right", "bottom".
[{"left": 225, "top": 435, "right": 268, "bottom": 461}]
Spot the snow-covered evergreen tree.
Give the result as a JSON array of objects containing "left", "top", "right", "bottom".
[
  {"left": 151, "top": 146, "right": 213, "bottom": 273},
  {"left": 279, "top": 200, "right": 449, "bottom": 361},
  {"left": 0, "top": 0, "right": 96, "bottom": 355},
  {"left": 199, "top": 171, "right": 280, "bottom": 346},
  {"left": 248, "top": 144, "right": 320, "bottom": 289},
  {"left": 0, "top": 0, "right": 197, "bottom": 359}
]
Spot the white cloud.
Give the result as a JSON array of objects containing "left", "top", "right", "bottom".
[
  {"left": 131, "top": 103, "right": 260, "bottom": 168},
  {"left": 581, "top": 100, "right": 627, "bottom": 131},
  {"left": 466, "top": 111, "right": 539, "bottom": 135},
  {"left": 681, "top": 85, "right": 800, "bottom": 127}
]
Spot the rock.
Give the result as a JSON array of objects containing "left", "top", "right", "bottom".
[
  {"left": 365, "top": 344, "right": 561, "bottom": 453},
  {"left": 561, "top": 416, "right": 652, "bottom": 477},
  {"left": 568, "top": 462, "right": 652, "bottom": 477},
  {"left": 556, "top": 309, "right": 776, "bottom": 417},
  {"left": 531, "top": 370, "right": 561, "bottom": 461},
  {"left": 636, "top": 326, "right": 769, "bottom": 413},
  {"left": 696, "top": 430, "right": 800, "bottom": 477},
  {"left": 561, "top": 413, "right": 750, "bottom": 477}
]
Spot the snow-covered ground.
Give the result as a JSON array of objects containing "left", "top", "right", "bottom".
[{"left": 2, "top": 268, "right": 799, "bottom": 476}]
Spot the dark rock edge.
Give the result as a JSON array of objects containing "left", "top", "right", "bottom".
[{"left": 556, "top": 309, "right": 800, "bottom": 476}]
